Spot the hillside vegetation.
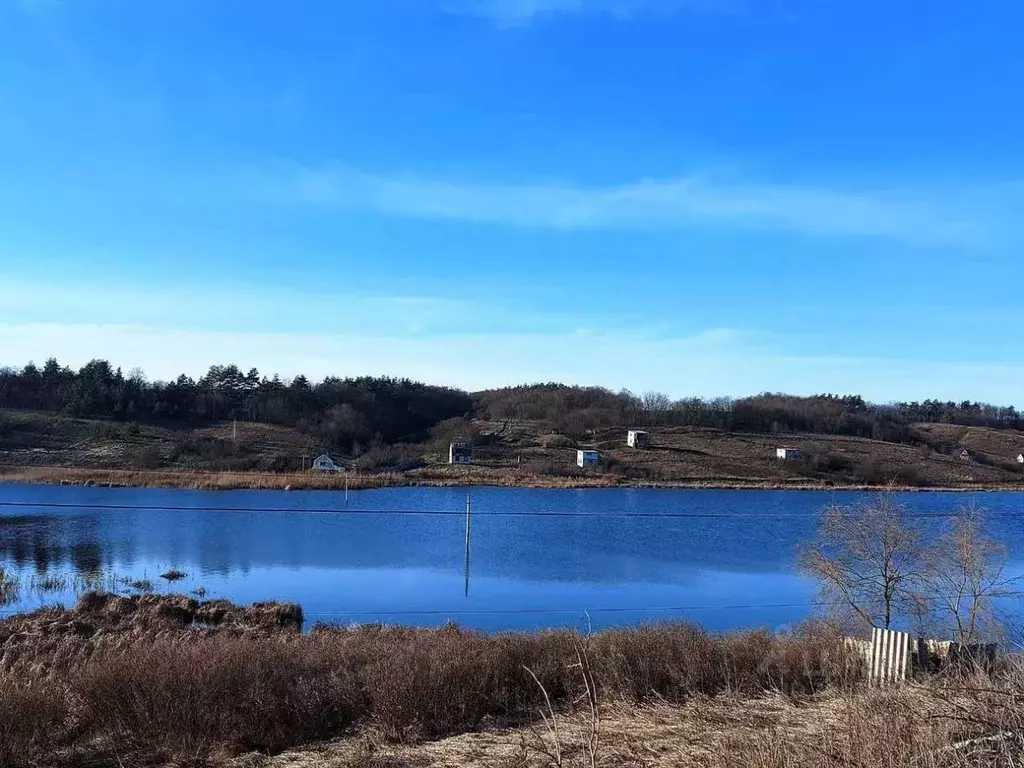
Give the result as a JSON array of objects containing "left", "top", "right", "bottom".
[{"left": 2, "top": 359, "right": 1024, "bottom": 488}]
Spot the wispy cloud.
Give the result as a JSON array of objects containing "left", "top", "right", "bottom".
[
  {"left": 259, "top": 164, "right": 985, "bottom": 246},
  {"left": 0, "top": 277, "right": 478, "bottom": 337},
  {"left": 447, "top": 0, "right": 738, "bottom": 24}
]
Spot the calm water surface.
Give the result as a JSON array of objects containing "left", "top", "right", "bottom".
[{"left": 0, "top": 484, "right": 1021, "bottom": 632}]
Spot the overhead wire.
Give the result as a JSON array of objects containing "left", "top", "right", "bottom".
[{"left": 0, "top": 499, "right": 1018, "bottom": 518}]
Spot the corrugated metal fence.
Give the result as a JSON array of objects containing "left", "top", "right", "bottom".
[
  {"left": 849, "top": 629, "right": 999, "bottom": 686},
  {"left": 868, "top": 627, "right": 914, "bottom": 684}
]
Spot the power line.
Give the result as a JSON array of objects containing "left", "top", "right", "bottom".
[{"left": 0, "top": 499, "right": 1017, "bottom": 519}]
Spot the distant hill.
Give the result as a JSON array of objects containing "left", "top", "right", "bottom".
[{"left": 3, "top": 362, "right": 1024, "bottom": 487}]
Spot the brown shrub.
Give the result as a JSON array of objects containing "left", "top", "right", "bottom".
[
  {"left": 75, "top": 636, "right": 361, "bottom": 756},
  {"left": 0, "top": 678, "right": 70, "bottom": 768},
  {"left": 0, "top": 594, "right": 862, "bottom": 765}
]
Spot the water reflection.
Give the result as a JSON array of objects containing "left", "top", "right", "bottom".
[
  {"left": 0, "top": 484, "right": 1020, "bottom": 631},
  {"left": 0, "top": 516, "right": 105, "bottom": 574}
]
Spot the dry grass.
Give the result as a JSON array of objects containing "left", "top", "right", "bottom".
[
  {"left": 0, "top": 595, "right": 857, "bottom": 766},
  {"left": 0, "top": 594, "right": 1020, "bottom": 766},
  {"left": 237, "top": 681, "right": 1024, "bottom": 768},
  {"left": 4, "top": 462, "right": 1020, "bottom": 493}
]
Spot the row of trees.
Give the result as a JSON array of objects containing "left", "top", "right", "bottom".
[
  {"left": 0, "top": 360, "right": 472, "bottom": 451},
  {"left": 477, "top": 384, "right": 1024, "bottom": 441},
  {"left": 2, "top": 361, "right": 1022, "bottom": 455}
]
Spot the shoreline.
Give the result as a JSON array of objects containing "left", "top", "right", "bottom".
[{"left": 2, "top": 464, "right": 1023, "bottom": 494}]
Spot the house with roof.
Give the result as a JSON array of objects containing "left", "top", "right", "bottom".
[{"left": 312, "top": 454, "right": 342, "bottom": 472}]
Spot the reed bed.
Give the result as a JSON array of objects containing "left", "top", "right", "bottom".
[{"left": 0, "top": 463, "right": 977, "bottom": 493}]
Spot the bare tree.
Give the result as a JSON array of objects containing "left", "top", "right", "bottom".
[
  {"left": 799, "top": 493, "right": 926, "bottom": 632},
  {"left": 641, "top": 391, "right": 671, "bottom": 426},
  {"left": 923, "top": 506, "right": 1019, "bottom": 645}
]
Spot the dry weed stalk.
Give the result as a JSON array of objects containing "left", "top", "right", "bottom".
[{"left": 523, "top": 664, "right": 563, "bottom": 767}]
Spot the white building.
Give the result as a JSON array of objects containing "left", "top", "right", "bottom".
[
  {"left": 577, "top": 449, "right": 600, "bottom": 468},
  {"left": 1017, "top": 454, "right": 1023, "bottom": 464},
  {"left": 449, "top": 442, "right": 472, "bottom": 465},
  {"left": 627, "top": 430, "right": 649, "bottom": 449},
  {"left": 312, "top": 454, "right": 342, "bottom": 472},
  {"left": 776, "top": 448, "right": 803, "bottom": 460}
]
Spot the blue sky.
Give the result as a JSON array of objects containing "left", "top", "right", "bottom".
[{"left": 1, "top": 0, "right": 1023, "bottom": 401}]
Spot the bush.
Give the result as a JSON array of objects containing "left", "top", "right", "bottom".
[
  {"left": 132, "top": 443, "right": 164, "bottom": 469},
  {"left": 538, "top": 433, "right": 574, "bottom": 449},
  {"left": 856, "top": 458, "right": 925, "bottom": 487},
  {"left": 0, "top": 679, "right": 69, "bottom": 768},
  {"left": 76, "top": 638, "right": 361, "bottom": 756},
  {"left": 0, "top": 595, "right": 857, "bottom": 764},
  {"left": 354, "top": 443, "right": 425, "bottom": 472}
]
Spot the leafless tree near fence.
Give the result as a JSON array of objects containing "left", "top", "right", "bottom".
[
  {"left": 923, "top": 506, "right": 1020, "bottom": 645},
  {"left": 800, "top": 494, "right": 1019, "bottom": 644},
  {"left": 799, "top": 493, "right": 927, "bottom": 632}
]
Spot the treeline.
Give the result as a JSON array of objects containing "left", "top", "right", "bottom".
[
  {"left": 2, "top": 361, "right": 1023, "bottom": 454},
  {"left": 476, "top": 384, "right": 1024, "bottom": 441},
  {"left": 0, "top": 360, "right": 472, "bottom": 453}
]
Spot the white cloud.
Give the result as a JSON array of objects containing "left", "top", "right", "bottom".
[
  {"left": 3, "top": 321, "right": 1022, "bottom": 405},
  {"left": 261, "top": 164, "right": 985, "bottom": 246},
  {"left": 448, "top": 0, "right": 738, "bottom": 23}
]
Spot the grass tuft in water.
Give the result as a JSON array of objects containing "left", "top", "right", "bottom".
[
  {"left": 0, "top": 568, "right": 19, "bottom": 605},
  {"left": 30, "top": 574, "right": 69, "bottom": 593},
  {"left": 120, "top": 577, "right": 154, "bottom": 593}
]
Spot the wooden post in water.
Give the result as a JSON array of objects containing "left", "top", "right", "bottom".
[
  {"left": 464, "top": 492, "right": 472, "bottom": 597},
  {"left": 345, "top": 472, "right": 349, "bottom": 505}
]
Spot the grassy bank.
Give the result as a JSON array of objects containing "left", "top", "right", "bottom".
[
  {"left": 3, "top": 463, "right": 1022, "bottom": 493},
  {"left": 6, "top": 408, "right": 1024, "bottom": 492},
  {"left": 1, "top": 594, "right": 1021, "bottom": 767}
]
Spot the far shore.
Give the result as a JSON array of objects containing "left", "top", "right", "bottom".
[{"left": 2, "top": 464, "right": 1022, "bottom": 494}]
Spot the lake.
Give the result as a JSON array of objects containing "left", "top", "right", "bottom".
[{"left": 0, "top": 484, "right": 1021, "bottom": 632}]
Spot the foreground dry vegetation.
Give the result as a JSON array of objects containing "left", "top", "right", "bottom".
[{"left": 0, "top": 593, "right": 1021, "bottom": 767}]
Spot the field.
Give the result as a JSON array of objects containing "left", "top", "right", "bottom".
[
  {"left": 0, "top": 592, "right": 1020, "bottom": 767},
  {"left": 2, "top": 408, "right": 1024, "bottom": 490}
]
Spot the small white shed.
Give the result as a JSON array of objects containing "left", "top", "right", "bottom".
[
  {"left": 776, "top": 448, "right": 803, "bottom": 461},
  {"left": 1016, "top": 454, "right": 1023, "bottom": 464},
  {"left": 577, "top": 450, "right": 600, "bottom": 468},
  {"left": 312, "top": 454, "right": 342, "bottom": 472},
  {"left": 627, "top": 430, "right": 649, "bottom": 449},
  {"left": 449, "top": 442, "right": 472, "bottom": 465}
]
